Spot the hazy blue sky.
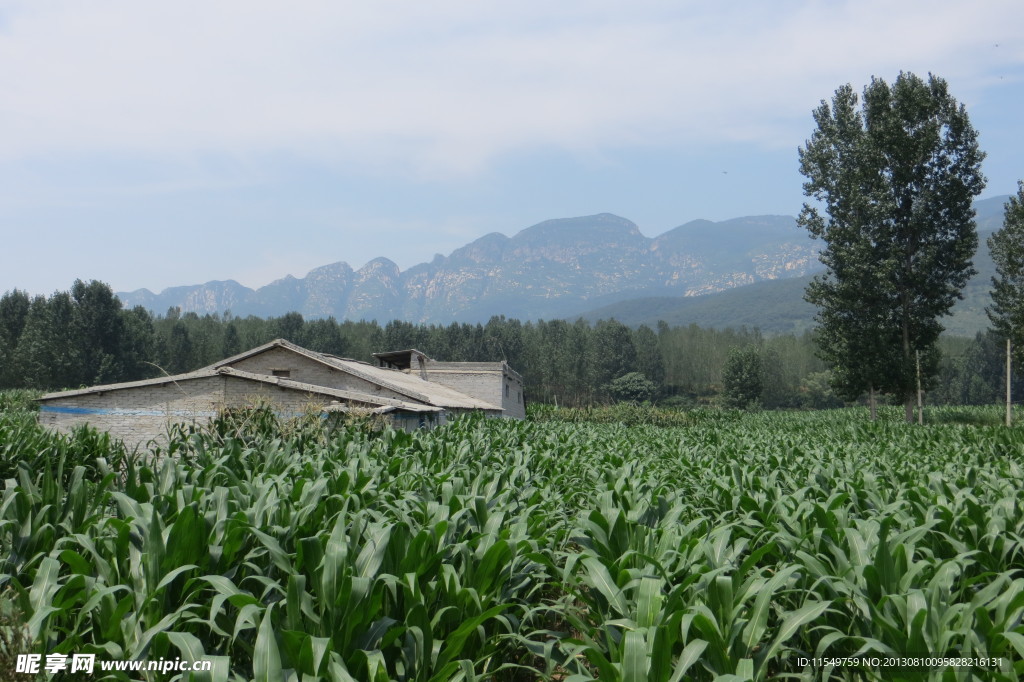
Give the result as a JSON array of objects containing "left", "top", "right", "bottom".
[{"left": 2, "top": 0, "right": 1022, "bottom": 297}]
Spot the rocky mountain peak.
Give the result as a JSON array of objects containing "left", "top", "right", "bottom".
[{"left": 116, "top": 211, "right": 825, "bottom": 323}]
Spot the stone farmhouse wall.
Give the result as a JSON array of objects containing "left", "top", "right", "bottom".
[
  {"left": 424, "top": 362, "right": 526, "bottom": 419},
  {"left": 227, "top": 348, "right": 417, "bottom": 404},
  {"left": 500, "top": 369, "right": 527, "bottom": 419},
  {"left": 222, "top": 380, "right": 333, "bottom": 417},
  {"left": 38, "top": 375, "right": 352, "bottom": 450},
  {"left": 38, "top": 375, "right": 227, "bottom": 449}
]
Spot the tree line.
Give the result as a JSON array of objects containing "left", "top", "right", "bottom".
[{"left": 0, "top": 279, "right": 1016, "bottom": 410}]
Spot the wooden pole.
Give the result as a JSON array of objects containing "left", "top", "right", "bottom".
[
  {"left": 1007, "top": 339, "right": 1012, "bottom": 428},
  {"left": 916, "top": 350, "right": 923, "bottom": 425}
]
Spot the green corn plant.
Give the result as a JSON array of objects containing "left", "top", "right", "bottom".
[{"left": 3, "top": 405, "right": 1024, "bottom": 681}]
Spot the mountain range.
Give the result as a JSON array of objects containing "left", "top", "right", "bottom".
[
  {"left": 578, "top": 196, "right": 1007, "bottom": 337},
  {"left": 118, "top": 213, "right": 821, "bottom": 322},
  {"left": 117, "top": 196, "right": 1010, "bottom": 336}
]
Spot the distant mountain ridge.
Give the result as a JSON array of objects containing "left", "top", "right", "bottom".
[
  {"left": 118, "top": 213, "right": 823, "bottom": 322},
  {"left": 117, "top": 196, "right": 1009, "bottom": 329},
  {"left": 578, "top": 195, "right": 1009, "bottom": 337}
]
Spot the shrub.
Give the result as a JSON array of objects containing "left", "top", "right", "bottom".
[{"left": 721, "top": 346, "right": 763, "bottom": 409}]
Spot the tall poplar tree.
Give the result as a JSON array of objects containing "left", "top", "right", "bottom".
[
  {"left": 71, "top": 279, "right": 126, "bottom": 385},
  {"left": 798, "top": 72, "right": 986, "bottom": 421},
  {"left": 987, "top": 182, "right": 1024, "bottom": 357},
  {"left": 0, "top": 289, "right": 31, "bottom": 387}
]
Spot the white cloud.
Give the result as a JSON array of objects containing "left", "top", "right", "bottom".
[{"left": 0, "top": 0, "right": 1021, "bottom": 176}]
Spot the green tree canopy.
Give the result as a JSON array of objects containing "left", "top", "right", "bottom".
[
  {"left": 607, "top": 372, "right": 656, "bottom": 404},
  {"left": 71, "top": 279, "right": 127, "bottom": 385},
  {"left": 987, "top": 181, "right": 1024, "bottom": 362},
  {"left": 798, "top": 72, "right": 986, "bottom": 420},
  {"left": 0, "top": 289, "right": 31, "bottom": 387},
  {"left": 722, "top": 346, "right": 763, "bottom": 409}
]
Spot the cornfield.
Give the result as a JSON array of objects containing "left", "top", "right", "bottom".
[{"left": 1, "top": 405, "right": 1022, "bottom": 681}]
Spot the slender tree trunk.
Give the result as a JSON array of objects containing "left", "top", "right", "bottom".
[
  {"left": 916, "top": 350, "right": 923, "bottom": 425},
  {"left": 1007, "top": 339, "right": 1013, "bottom": 428},
  {"left": 869, "top": 387, "right": 877, "bottom": 421},
  {"left": 902, "top": 335, "right": 914, "bottom": 423},
  {"left": 902, "top": 250, "right": 915, "bottom": 424}
]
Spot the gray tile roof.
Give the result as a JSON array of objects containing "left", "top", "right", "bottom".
[
  {"left": 207, "top": 339, "right": 501, "bottom": 410},
  {"left": 38, "top": 364, "right": 442, "bottom": 414},
  {"left": 220, "top": 367, "right": 442, "bottom": 412},
  {"left": 317, "top": 355, "right": 499, "bottom": 410},
  {"left": 38, "top": 368, "right": 223, "bottom": 400},
  {"left": 38, "top": 338, "right": 503, "bottom": 413}
]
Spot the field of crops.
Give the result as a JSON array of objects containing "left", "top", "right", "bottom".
[{"left": 1, "top": 404, "right": 1023, "bottom": 681}]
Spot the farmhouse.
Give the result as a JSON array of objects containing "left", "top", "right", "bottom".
[{"left": 37, "top": 339, "right": 525, "bottom": 448}]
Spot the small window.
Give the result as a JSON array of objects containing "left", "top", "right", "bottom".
[
  {"left": 272, "top": 369, "right": 291, "bottom": 378},
  {"left": 517, "top": 390, "right": 521, "bottom": 404},
  {"left": 505, "top": 383, "right": 510, "bottom": 398}
]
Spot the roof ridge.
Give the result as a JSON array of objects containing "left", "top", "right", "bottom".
[
  {"left": 38, "top": 367, "right": 220, "bottom": 400},
  {"left": 203, "top": 337, "right": 292, "bottom": 370},
  {"left": 218, "top": 367, "right": 436, "bottom": 410},
  {"left": 312, "top": 353, "right": 437, "bottom": 404},
  {"left": 204, "top": 339, "right": 444, "bottom": 405}
]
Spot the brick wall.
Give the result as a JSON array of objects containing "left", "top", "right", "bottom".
[
  {"left": 228, "top": 348, "right": 417, "bottom": 404},
  {"left": 38, "top": 375, "right": 227, "bottom": 450},
  {"left": 423, "top": 363, "right": 526, "bottom": 419},
  {"left": 228, "top": 347, "right": 342, "bottom": 386},
  {"left": 502, "top": 370, "right": 526, "bottom": 419},
  {"left": 222, "top": 378, "right": 334, "bottom": 416}
]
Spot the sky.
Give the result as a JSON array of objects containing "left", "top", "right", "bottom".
[{"left": 1, "top": 0, "right": 1022, "bottom": 298}]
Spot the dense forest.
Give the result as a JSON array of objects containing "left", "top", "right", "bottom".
[{"left": 0, "top": 280, "right": 1017, "bottom": 409}]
